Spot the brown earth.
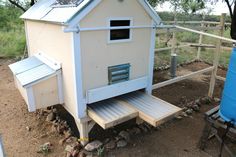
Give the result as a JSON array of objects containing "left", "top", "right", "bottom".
[{"left": 0, "top": 59, "right": 235, "bottom": 157}]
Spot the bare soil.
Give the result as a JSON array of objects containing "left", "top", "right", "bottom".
[{"left": 0, "top": 59, "right": 235, "bottom": 157}]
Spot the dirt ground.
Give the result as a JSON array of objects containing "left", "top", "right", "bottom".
[{"left": 0, "top": 59, "right": 235, "bottom": 157}]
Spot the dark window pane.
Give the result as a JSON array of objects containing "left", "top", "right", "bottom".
[
  {"left": 110, "top": 20, "right": 130, "bottom": 41},
  {"left": 110, "top": 20, "right": 130, "bottom": 27}
]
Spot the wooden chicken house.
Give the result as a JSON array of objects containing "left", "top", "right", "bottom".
[{"left": 9, "top": 0, "right": 181, "bottom": 145}]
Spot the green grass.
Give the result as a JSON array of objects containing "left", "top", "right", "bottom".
[{"left": 0, "top": 30, "right": 26, "bottom": 57}]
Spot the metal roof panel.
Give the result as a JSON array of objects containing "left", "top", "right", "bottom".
[
  {"left": 16, "top": 64, "right": 56, "bottom": 87},
  {"left": 9, "top": 56, "right": 43, "bottom": 75},
  {"left": 21, "top": 0, "right": 92, "bottom": 24}
]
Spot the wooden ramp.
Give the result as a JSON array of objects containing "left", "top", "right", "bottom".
[
  {"left": 88, "top": 92, "right": 181, "bottom": 129},
  {"left": 87, "top": 99, "right": 138, "bottom": 129},
  {"left": 119, "top": 92, "right": 182, "bottom": 127}
]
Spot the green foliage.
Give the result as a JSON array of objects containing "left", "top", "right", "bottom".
[
  {"left": 0, "top": 2, "right": 25, "bottom": 57},
  {"left": 0, "top": 30, "right": 26, "bottom": 57}
]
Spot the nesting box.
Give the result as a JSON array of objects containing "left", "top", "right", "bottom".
[{"left": 9, "top": 0, "right": 181, "bottom": 143}]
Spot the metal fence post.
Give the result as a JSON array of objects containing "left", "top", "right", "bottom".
[{"left": 208, "top": 13, "right": 226, "bottom": 97}]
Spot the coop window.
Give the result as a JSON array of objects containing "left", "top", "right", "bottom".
[
  {"left": 108, "top": 63, "right": 130, "bottom": 85},
  {"left": 109, "top": 19, "right": 131, "bottom": 42}
]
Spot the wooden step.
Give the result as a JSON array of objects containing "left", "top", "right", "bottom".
[
  {"left": 88, "top": 92, "right": 182, "bottom": 129},
  {"left": 118, "top": 92, "right": 182, "bottom": 127},
  {"left": 87, "top": 99, "right": 138, "bottom": 129}
]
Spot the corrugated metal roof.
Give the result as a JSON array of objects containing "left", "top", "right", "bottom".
[
  {"left": 9, "top": 56, "right": 58, "bottom": 87},
  {"left": 20, "top": 0, "right": 92, "bottom": 24}
]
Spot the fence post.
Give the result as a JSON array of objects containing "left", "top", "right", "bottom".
[
  {"left": 197, "top": 15, "right": 205, "bottom": 60},
  {"left": 171, "top": 10, "right": 177, "bottom": 55},
  {"left": 208, "top": 13, "right": 226, "bottom": 98}
]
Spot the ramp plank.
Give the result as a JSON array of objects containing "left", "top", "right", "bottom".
[
  {"left": 118, "top": 92, "right": 182, "bottom": 127},
  {"left": 88, "top": 99, "right": 138, "bottom": 129}
]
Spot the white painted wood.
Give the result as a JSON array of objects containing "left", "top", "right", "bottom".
[
  {"left": 35, "top": 52, "right": 61, "bottom": 71},
  {"left": 146, "top": 20, "right": 156, "bottom": 94},
  {"left": 57, "top": 71, "right": 64, "bottom": 104},
  {"left": 66, "top": 0, "right": 102, "bottom": 30},
  {"left": 24, "top": 21, "right": 31, "bottom": 56},
  {"left": 26, "top": 87, "right": 36, "bottom": 112},
  {"left": 87, "top": 77, "right": 148, "bottom": 104},
  {"left": 72, "top": 31, "right": 87, "bottom": 118},
  {"left": 65, "top": 0, "right": 161, "bottom": 32},
  {"left": 152, "top": 66, "right": 214, "bottom": 89}
]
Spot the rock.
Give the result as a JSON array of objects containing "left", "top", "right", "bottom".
[
  {"left": 139, "top": 125, "right": 148, "bottom": 133},
  {"left": 84, "top": 140, "right": 103, "bottom": 152},
  {"left": 181, "top": 112, "right": 188, "bottom": 117},
  {"left": 118, "top": 131, "right": 130, "bottom": 142},
  {"left": 214, "top": 97, "right": 221, "bottom": 103},
  {"left": 104, "top": 139, "right": 116, "bottom": 150},
  {"left": 192, "top": 105, "right": 200, "bottom": 112},
  {"left": 71, "top": 149, "right": 80, "bottom": 157},
  {"left": 65, "top": 145, "right": 74, "bottom": 153},
  {"left": 46, "top": 112, "right": 55, "bottom": 122},
  {"left": 129, "top": 127, "right": 141, "bottom": 135},
  {"left": 26, "top": 126, "right": 31, "bottom": 131},
  {"left": 194, "top": 99, "right": 201, "bottom": 106},
  {"left": 59, "top": 136, "right": 71, "bottom": 146},
  {"left": 65, "top": 136, "right": 78, "bottom": 144},
  {"left": 175, "top": 115, "right": 183, "bottom": 120},
  {"left": 40, "top": 133, "right": 48, "bottom": 138},
  {"left": 66, "top": 152, "right": 72, "bottom": 157},
  {"left": 37, "top": 142, "right": 52, "bottom": 154},
  {"left": 116, "top": 140, "right": 127, "bottom": 148},
  {"left": 78, "top": 151, "right": 86, "bottom": 157},
  {"left": 52, "top": 108, "right": 57, "bottom": 113},
  {"left": 185, "top": 109, "right": 193, "bottom": 115}
]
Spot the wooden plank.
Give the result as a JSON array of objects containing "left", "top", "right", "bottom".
[
  {"left": 119, "top": 92, "right": 181, "bottom": 127},
  {"left": 87, "top": 99, "right": 138, "bottom": 129},
  {"left": 216, "top": 75, "right": 226, "bottom": 81},
  {"left": 152, "top": 66, "right": 214, "bottom": 89},
  {"left": 87, "top": 76, "right": 148, "bottom": 104},
  {"left": 176, "top": 25, "right": 236, "bottom": 43},
  {"left": 205, "top": 105, "right": 220, "bottom": 117},
  {"left": 155, "top": 45, "right": 189, "bottom": 52},
  {"left": 208, "top": 13, "right": 226, "bottom": 97},
  {"left": 191, "top": 44, "right": 216, "bottom": 48}
]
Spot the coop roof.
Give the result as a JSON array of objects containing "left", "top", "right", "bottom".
[
  {"left": 20, "top": 0, "right": 162, "bottom": 25},
  {"left": 9, "top": 56, "right": 60, "bottom": 87}
]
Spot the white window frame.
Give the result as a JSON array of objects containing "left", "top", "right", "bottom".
[{"left": 107, "top": 17, "right": 133, "bottom": 44}]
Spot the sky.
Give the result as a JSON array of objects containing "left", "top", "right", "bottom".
[{"left": 156, "top": 1, "right": 229, "bottom": 15}]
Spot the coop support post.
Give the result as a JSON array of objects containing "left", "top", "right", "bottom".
[
  {"left": 208, "top": 13, "right": 225, "bottom": 98},
  {"left": 197, "top": 15, "right": 205, "bottom": 60},
  {"left": 75, "top": 120, "right": 89, "bottom": 146},
  {"left": 146, "top": 20, "right": 156, "bottom": 95}
]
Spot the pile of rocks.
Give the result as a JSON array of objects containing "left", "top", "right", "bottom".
[{"left": 176, "top": 96, "right": 220, "bottom": 120}]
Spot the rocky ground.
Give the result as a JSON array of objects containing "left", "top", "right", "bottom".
[{"left": 0, "top": 58, "right": 235, "bottom": 157}]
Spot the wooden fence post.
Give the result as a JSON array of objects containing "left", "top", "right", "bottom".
[
  {"left": 197, "top": 15, "right": 205, "bottom": 60},
  {"left": 208, "top": 13, "right": 226, "bottom": 98},
  {"left": 171, "top": 10, "right": 177, "bottom": 55}
]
